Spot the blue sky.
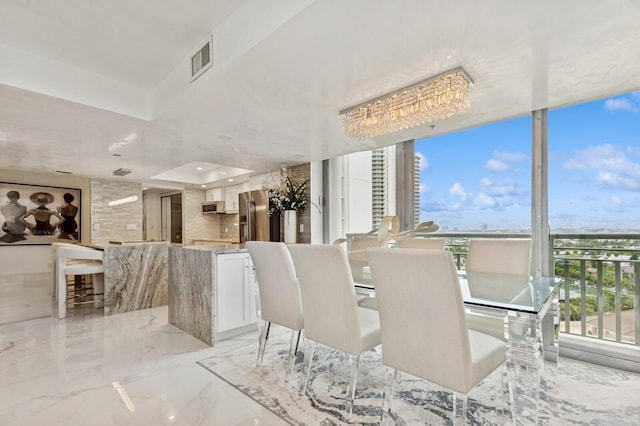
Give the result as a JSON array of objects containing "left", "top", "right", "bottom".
[{"left": 416, "top": 91, "right": 640, "bottom": 231}]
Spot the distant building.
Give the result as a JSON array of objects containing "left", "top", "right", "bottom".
[
  {"left": 371, "top": 149, "right": 386, "bottom": 230},
  {"left": 371, "top": 148, "right": 420, "bottom": 229},
  {"left": 414, "top": 154, "right": 420, "bottom": 226}
]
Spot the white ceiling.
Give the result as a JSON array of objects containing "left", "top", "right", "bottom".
[{"left": 1, "top": 0, "right": 640, "bottom": 188}]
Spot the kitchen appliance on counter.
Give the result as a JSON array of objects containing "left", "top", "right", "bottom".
[
  {"left": 239, "top": 190, "right": 276, "bottom": 243},
  {"left": 202, "top": 200, "right": 226, "bottom": 214}
]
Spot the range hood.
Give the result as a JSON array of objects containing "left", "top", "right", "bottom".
[{"left": 202, "top": 200, "right": 226, "bottom": 214}]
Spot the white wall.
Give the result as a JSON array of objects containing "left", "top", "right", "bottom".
[
  {"left": 310, "top": 160, "right": 323, "bottom": 244},
  {"left": 347, "top": 151, "right": 373, "bottom": 234}
]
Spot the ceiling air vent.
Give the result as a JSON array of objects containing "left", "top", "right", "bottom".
[
  {"left": 191, "top": 34, "right": 213, "bottom": 82},
  {"left": 113, "top": 168, "right": 132, "bottom": 176}
]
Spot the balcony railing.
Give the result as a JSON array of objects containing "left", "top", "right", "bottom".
[{"left": 346, "top": 231, "right": 640, "bottom": 347}]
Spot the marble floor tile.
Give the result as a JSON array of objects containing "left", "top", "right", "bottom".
[
  {"left": 0, "top": 273, "right": 52, "bottom": 325},
  {"left": 0, "top": 299, "right": 286, "bottom": 425}
]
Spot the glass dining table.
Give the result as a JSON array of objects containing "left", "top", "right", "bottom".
[{"left": 353, "top": 265, "right": 560, "bottom": 423}]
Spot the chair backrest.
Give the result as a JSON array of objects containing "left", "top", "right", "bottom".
[
  {"left": 367, "top": 248, "right": 474, "bottom": 393},
  {"left": 57, "top": 245, "right": 103, "bottom": 262},
  {"left": 466, "top": 238, "right": 531, "bottom": 275},
  {"left": 56, "top": 246, "right": 103, "bottom": 274},
  {"left": 348, "top": 236, "right": 382, "bottom": 263},
  {"left": 398, "top": 238, "right": 445, "bottom": 250},
  {"left": 287, "top": 244, "right": 363, "bottom": 355},
  {"left": 246, "top": 241, "right": 303, "bottom": 331}
]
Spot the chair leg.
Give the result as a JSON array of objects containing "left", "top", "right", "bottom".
[
  {"left": 452, "top": 391, "right": 468, "bottom": 425},
  {"left": 381, "top": 367, "right": 398, "bottom": 425},
  {"left": 284, "top": 329, "right": 302, "bottom": 382},
  {"left": 94, "top": 273, "right": 104, "bottom": 308},
  {"left": 300, "top": 340, "right": 316, "bottom": 396},
  {"left": 345, "top": 353, "right": 361, "bottom": 423},
  {"left": 256, "top": 320, "right": 271, "bottom": 367}
]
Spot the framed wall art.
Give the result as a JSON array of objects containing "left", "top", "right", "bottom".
[{"left": 0, "top": 182, "right": 81, "bottom": 245}]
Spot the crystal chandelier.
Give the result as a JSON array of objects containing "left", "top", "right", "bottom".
[{"left": 340, "top": 67, "right": 473, "bottom": 140}]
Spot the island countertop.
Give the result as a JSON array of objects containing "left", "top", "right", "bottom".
[{"left": 168, "top": 245, "right": 256, "bottom": 346}]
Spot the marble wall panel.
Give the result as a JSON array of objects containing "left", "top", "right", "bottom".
[
  {"left": 168, "top": 246, "right": 215, "bottom": 346},
  {"left": 103, "top": 243, "right": 168, "bottom": 314}
]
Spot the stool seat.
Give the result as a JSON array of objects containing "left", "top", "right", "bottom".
[{"left": 65, "top": 262, "right": 104, "bottom": 275}]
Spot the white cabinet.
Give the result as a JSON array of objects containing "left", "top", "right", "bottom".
[
  {"left": 216, "top": 252, "right": 257, "bottom": 334},
  {"left": 223, "top": 184, "right": 243, "bottom": 212},
  {"left": 205, "top": 188, "right": 223, "bottom": 202}
]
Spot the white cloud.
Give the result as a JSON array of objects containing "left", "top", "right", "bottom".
[
  {"left": 604, "top": 93, "right": 640, "bottom": 112},
  {"left": 479, "top": 177, "right": 526, "bottom": 197},
  {"left": 473, "top": 192, "right": 496, "bottom": 209},
  {"left": 449, "top": 183, "right": 468, "bottom": 201},
  {"left": 415, "top": 152, "right": 429, "bottom": 171},
  {"left": 486, "top": 150, "right": 526, "bottom": 172},
  {"left": 486, "top": 158, "right": 512, "bottom": 172},
  {"left": 611, "top": 196, "right": 623, "bottom": 206},
  {"left": 564, "top": 144, "right": 640, "bottom": 190},
  {"left": 419, "top": 183, "right": 430, "bottom": 194}
]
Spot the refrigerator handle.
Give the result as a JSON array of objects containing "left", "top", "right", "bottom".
[{"left": 248, "top": 200, "right": 256, "bottom": 241}]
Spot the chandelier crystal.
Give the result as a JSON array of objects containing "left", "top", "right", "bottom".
[{"left": 340, "top": 67, "right": 473, "bottom": 140}]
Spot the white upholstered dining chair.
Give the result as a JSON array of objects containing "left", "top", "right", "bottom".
[
  {"left": 465, "top": 238, "right": 532, "bottom": 341},
  {"left": 287, "top": 243, "right": 381, "bottom": 423},
  {"left": 246, "top": 241, "right": 304, "bottom": 381},
  {"left": 367, "top": 248, "right": 506, "bottom": 424},
  {"left": 398, "top": 237, "right": 445, "bottom": 250},
  {"left": 466, "top": 238, "right": 531, "bottom": 275}
]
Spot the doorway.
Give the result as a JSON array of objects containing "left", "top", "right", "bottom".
[{"left": 161, "top": 193, "right": 182, "bottom": 243}]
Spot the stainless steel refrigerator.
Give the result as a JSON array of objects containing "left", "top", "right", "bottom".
[{"left": 239, "top": 190, "right": 273, "bottom": 243}]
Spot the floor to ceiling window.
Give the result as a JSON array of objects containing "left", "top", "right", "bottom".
[
  {"left": 415, "top": 116, "right": 532, "bottom": 232},
  {"left": 548, "top": 92, "right": 640, "bottom": 231}
]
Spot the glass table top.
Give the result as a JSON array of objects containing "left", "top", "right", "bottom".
[
  {"left": 352, "top": 261, "right": 559, "bottom": 315},
  {"left": 458, "top": 271, "right": 559, "bottom": 314}
]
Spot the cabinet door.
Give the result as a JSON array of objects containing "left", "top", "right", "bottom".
[
  {"left": 224, "top": 185, "right": 240, "bottom": 211},
  {"left": 216, "top": 253, "right": 252, "bottom": 333},
  {"left": 206, "top": 188, "right": 223, "bottom": 202}
]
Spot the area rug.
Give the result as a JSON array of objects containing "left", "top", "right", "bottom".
[{"left": 197, "top": 331, "right": 640, "bottom": 425}]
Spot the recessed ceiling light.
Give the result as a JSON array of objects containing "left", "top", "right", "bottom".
[
  {"left": 201, "top": 184, "right": 206, "bottom": 188},
  {"left": 220, "top": 171, "right": 227, "bottom": 175},
  {"left": 228, "top": 178, "right": 234, "bottom": 182},
  {"left": 196, "top": 167, "right": 203, "bottom": 170}
]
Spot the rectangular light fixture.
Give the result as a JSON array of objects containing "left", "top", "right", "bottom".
[
  {"left": 340, "top": 67, "right": 473, "bottom": 140},
  {"left": 108, "top": 195, "right": 138, "bottom": 207}
]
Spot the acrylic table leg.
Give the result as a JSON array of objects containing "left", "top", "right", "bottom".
[{"left": 506, "top": 312, "right": 543, "bottom": 425}]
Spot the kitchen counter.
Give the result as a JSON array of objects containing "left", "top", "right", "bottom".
[
  {"left": 183, "top": 245, "right": 247, "bottom": 254},
  {"left": 192, "top": 238, "right": 240, "bottom": 246},
  {"left": 168, "top": 245, "right": 256, "bottom": 346}
]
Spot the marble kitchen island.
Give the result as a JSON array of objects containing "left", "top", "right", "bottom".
[
  {"left": 168, "top": 245, "right": 257, "bottom": 346},
  {"left": 101, "top": 241, "right": 170, "bottom": 315}
]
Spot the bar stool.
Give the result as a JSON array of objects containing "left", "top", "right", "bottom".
[
  {"left": 56, "top": 246, "right": 104, "bottom": 319},
  {"left": 51, "top": 242, "right": 85, "bottom": 299}
]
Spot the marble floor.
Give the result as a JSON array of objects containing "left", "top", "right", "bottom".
[
  {"left": 0, "top": 273, "right": 286, "bottom": 425},
  {"left": 2, "top": 273, "right": 640, "bottom": 425}
]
